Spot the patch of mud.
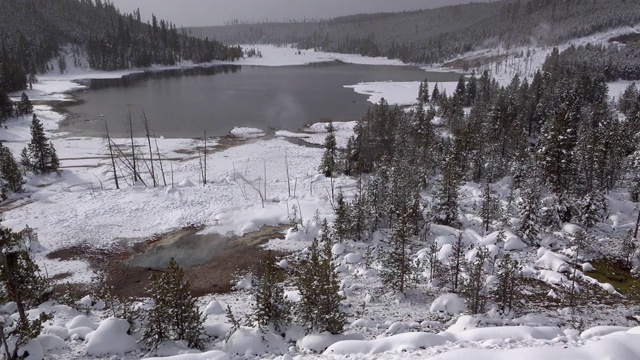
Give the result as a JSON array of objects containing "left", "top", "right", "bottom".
[
  {"left": 609, "top": 33, "right": 640, "bottom": 44},
  {"left": 51, "top": 225, "right": 286, "bottom": 298}
]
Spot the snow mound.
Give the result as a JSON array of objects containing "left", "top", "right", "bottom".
[
  {"left": 324, "top": 332, "right": 449, "bottom": 355},
  {"left": 581, "top": 326, "right": 629, "bottom": 339},
  {"left": 43, "top": 325, "right": 69, "bottom": 340},
  {"left": 430, "top": 293, "right": 466, "bottom": 315},
  {"left": 18, "top": 339, "right": 44, "bottom": 360},
  {"left": 84, "top": 317, "right": 139, "bottom": 356},
  {"left": 226, "top": 327, "right": 287, "bottom": 356},
  {"left": 205, "top": 300, "right": 224, "bottom": 315},
  {"left": 66, "top": 315, "right": 98, "bottom": 330},
  {"left": 36, "top": 334, "right": 67, "bottom": 352},
  {"left": 146, "top": 350, "right": 230, "bottom": 360},
  {"left": 535, "top": 249, "right": 569, "bottom": 272},
  {"left": 204, "top": 323, "right": 233, "bottom": 338},
  {"left": 230, "top": 127, "right": 265, "bottom": 138},
  {"left": 332, "top": 243, "right": 346, "bottom": 255},
  {"left": 504, "top": 234, "right": 527, "bottom": 250},
  {"left": 299, "top": 332, "right": 365, "bottom": 352},
  {"left": 429, "top": 331, "right": 640, "bottom": 360},
  {"left": 343, "top": 252, "right": 362, "bottom": 264}
]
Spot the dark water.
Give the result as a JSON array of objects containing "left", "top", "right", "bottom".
[{"left": 61, "top": 62, "right": 460, "bottom": 138}]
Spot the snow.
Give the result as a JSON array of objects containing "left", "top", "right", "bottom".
[
  {"left": 430, "top": 293, "right": 467, "bottom": 315},
  {"left": 84, "top": 317, "right": 139, "bottom": 356},
  {"left": 346, "top": 81, "right": 459, "bottom": 106},
  {"left": 2, "top": 30, "right": 640, "bottom": 360},
  {"left": 147, "top": 351, "right": 230, "bottom": 360},
  {"left": 225, "top": 327, "right": 287, "bottom": 356}
]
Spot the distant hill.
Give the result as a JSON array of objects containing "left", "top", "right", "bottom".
[
  {"left": 188, "top": 0, "right": 640, "bottom": 64},
  {"left": 0, "top": 0, "right": 242, "bottom": 93}
]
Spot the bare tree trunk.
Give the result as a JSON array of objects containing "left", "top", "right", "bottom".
[
  {"left": 285, "top": 150, "right": 291, "bottom": 197},
  {"left": 111, "top": 140, "right": 147, "bottom": 186},
  {"left": 128, "top": 109, "right": 137, "bottom": 183},
  {"left": 142, "top": 110, "right": 156, "bottom": 187},
  {"left": 105, "top": 120, "right": 119, "bottom": 190},
  {"left": 203, "top": 130, "right": 207, "bottom": 185},
  {"left": 634, "top": 207, "right": 640, "bottom": 240},
  {"left": 153, "top": 133, "right": 167, "bottom": 187}
]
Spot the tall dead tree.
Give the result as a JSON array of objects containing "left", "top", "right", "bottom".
[
  {"left": 105, "top": 120, "right": 119, "bottom": 190},
  {"left": 142, "top": 110, "right": 157, "bottom": 187}
]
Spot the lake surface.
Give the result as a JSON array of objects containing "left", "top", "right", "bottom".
[{"left": 61, "top": 62, "right": 460, "bottom": 138}]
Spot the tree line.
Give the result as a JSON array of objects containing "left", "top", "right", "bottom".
[{"left": 0, "top": 0, "right": 243, "bottom": 93}]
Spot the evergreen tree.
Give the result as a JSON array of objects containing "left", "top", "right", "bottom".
[
  {"left": 492, "top": 253, "right": 522, "bottom": 314},
  {"left": 517, "top": 183, "right": 541, "bottom": 246},
  {"left": 143, "top": 259, "right": 205, "bottom": 350},
  {"left": 252, "top": 251, "right": 291, "bottom": 333},
  {"left": 294, "top": 234, "right": 346, "bottom": 334},
  {"left": 319, "top": 122, "right": 338, "bottom": 177},
  {"left": 15, "top": 93, "right": 33, "bottom": 117},
  {"left": 433, "top": 152, "right": 462, "bottom": 227},
  {"left": 24, "top": 114, "right": 60, "bottom": 174},
  {"left": 0, "top": 145, "right": 24, "bottom": 193},
  {"left": 479, "top": 182, "right": 500, "bottom": 233},
  {"left": 417, "top": 78, "right": 429, "bottom": 103},
  {"left": 333, "top": 191, "right": 350, "bottom": 242},
  {"left": 378, "top": 210, "right": 416, "bottom": 294},
  {"left": 462, "top": 247, "right": 488, "bottom": 314},
  {"left": 448, "top": 231, "right": 467, "bottom": 292},
  {"left": 0, "top": 90, "right": 12, "bottom": 122},
  {"left": 431, "top": 83, "right": 440, "bottom": 105}
]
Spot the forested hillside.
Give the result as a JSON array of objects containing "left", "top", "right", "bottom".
[
  {"left": 0, "top": 0, "right": 242, "bottom": 93},
  {"left": 190, "top": 0, "right": 640, "bottom": 64}
]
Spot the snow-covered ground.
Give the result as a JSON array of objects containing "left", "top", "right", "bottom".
[{"left": 2, "top": 41, "right": 640, "bottom": 359}]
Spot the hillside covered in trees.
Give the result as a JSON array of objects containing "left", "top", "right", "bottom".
[
  {"left": 190, "top": 0, "right": 640, "bottom": 65},
  {"left": 0, "top": 0, "right": 242, "bottom": 93}
]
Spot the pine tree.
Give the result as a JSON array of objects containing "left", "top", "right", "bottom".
[
  {"left": 0, "top": 90, "right": 12, "bottom": 123},
  {"left": 378, "top": 210, "right": 416, "bottom": 294},
  {"left": 0, "top": 145, "right": 24, "bottom": 193},
  {"left": 319, "top": 122, "right": 338, "bottom": 177},
  {"left": 517, "top": 184, "right": 541, "bottom": 246},
  {"left": 25, "top": 114, "right": 60, "bottom": 174},
  {"left": 333, "top": 190, "right": 350, "bottom": 242},
  {"left": 143, "top": 259, "right": 205, "bottom": 350},
  {"left": 492, "top": 253, "right": 522, "bottom": 314},
  {"left": 15, "top": 93, "right": 33, "bottom": 116},
  {"left": 252, "top": 251, "right": 291, "bottom": 333},
  {"left": 479, "top": 182, "right": 500, "bottom": 233},
  {"left": 433, "top": 152, "right": 462, "bottom": 227},
  {"left": 417, "top": 78, "right": 429, "bottom": 103},
  {"left": 462, "top": 247, "right": 488, "bottom": 314},
  {"left": 294, "top": 234, "right": 346, "bottom": 334},
  {"left": 448, "top": 231, "right": 468, "bottom": 292}
]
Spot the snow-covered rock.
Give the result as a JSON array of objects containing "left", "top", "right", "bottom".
[
  {"left": 581, "top": 326, "right": 629, "bottom": 339},
  {"left": 204, "top": 322, "right": 233, "bottom": 338},
  {"left": 66, "top": 315, "right": 98, "bottom": 330},
  {"left": 84, "top": 317, "right": 139, "bottom": 356},
  {"left": 298, "top": 332, "right": 365, "bottom": 352},
  {"left": 430, "top": 293, "right": 466, "bottom": 315},
  {"left": 146, "top": 350, "right": 230, "bottom": 360},
  {"left": 226, "top": 327, "right": 287, "bottom": 356},
  {"left": 205, "top": 300, "right": 224, "bottom": 315},
  {"left": 535, "top": 249, "right": 569, "bottom": 272},
  {"left": 36, "top": 334, "right": 67, "bottom": 352}
]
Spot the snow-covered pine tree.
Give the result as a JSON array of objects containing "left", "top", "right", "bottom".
[
  {"left": 0, "top": 90, "right": 12, "bottom": 123},
  {"left": 24, "top": 114, "right": 60, "bottom": 174},
  {"left": 479, "top": 182, "right": 500, "bottom": 233},
  {"left": 333, "top": 190, "right": 350, "bottom": 242},
  {"left": 462, "top": 247, "right": 489, "bottom": 314},
  {"left": 433, "top": 151, "right": 462, "bottom": 227},
  {"left": 492, "top": 253, "right": 522, "bottom": 314},
  {"left": 378, "top": 209, "right": 416, "bottom": 294},
  {"left": 319, "top": 122, "right": 338, "bottom": 177},
  {"left": 517, "top": 183, "right": 541, "bottom": 246},
  {"left": 252, "top": 251, "right": 291, "bottom": 333},
  {"left": 0, "top": 145, "right": 24, "bottom": 193},
  {"left": 293, "top": 231, "right": 346, "bottom": 334},
  {"left": 143, "top": 259, "right": 205, "bottom": 350},
  {"left": 448, "top": 231, "right": 468, "bottom": 292},
  {"left": 417, "top": 78, "right": 429, "bottom": 103},
  {"left": 15, "top": 93, "right": 33, "bottom": 116}
]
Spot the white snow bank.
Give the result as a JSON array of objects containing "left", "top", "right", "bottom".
[
  {"left": 430, "top": 332, "right": 640, "bottom": 360},
  {"left": 430, "top": 293, "right": 467, "bottom": 315},
  {"left": 204, "top": 300, "right": 224, "bottom": 315},
  {"left": 298, "top": 332, "right": 365, "bottom": 353},
  {"left": 225, "top": 327, "right": 287, "bottom": 356},
  {"left": 66, "top": 315, "right": 98, "bottom": 330},
  {"left": 581, "top": 326, "right": 629, "bottom": 339},
  {"left": 146, "top": 350, "right": 230, "bottom": 360},
  {"left": 324, "top": 332, "right": 449, "bottom": 355},
  {"left": 230, "top": 127, "right": 265, "bottom": 138},
  {"left": 535, "top": 249, "right": 570, "bottom": 273},
  {"left": 84, "top": 317, "right": 139, "bottom": 356}
]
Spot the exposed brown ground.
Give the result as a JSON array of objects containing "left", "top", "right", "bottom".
[
  {"left": 609, "top": 33, "right": 640, "bottom": 44},
  {"left": 47, "top": 225, "right": 286, "bottom": 298}
]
